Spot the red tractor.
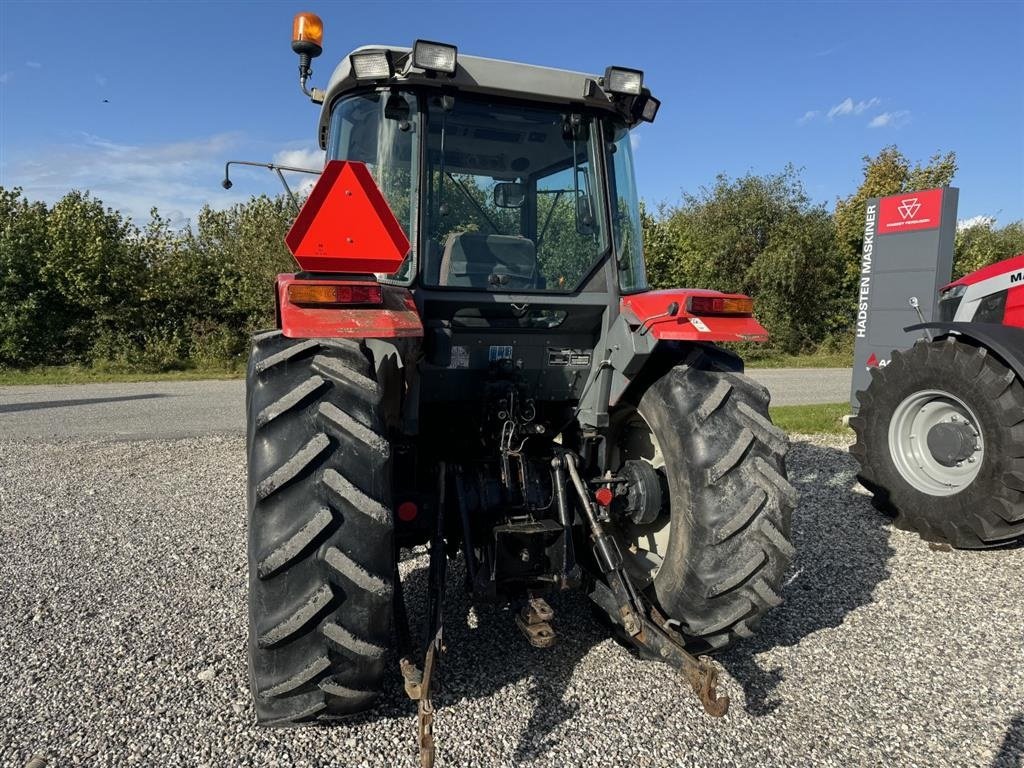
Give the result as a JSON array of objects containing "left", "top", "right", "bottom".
[
  {"left": 852, "top": 253, "right": 1024, "bottom": 548},
  {"left": 241, "top": 14, "right": 796, "bottom": 762}
]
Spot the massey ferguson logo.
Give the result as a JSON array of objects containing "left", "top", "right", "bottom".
[
  {"left": 897, "top": 198, "right": 922, "bottom": 220},
  {"left": 878, "top": 188, "right": 943, "bottom": 234}
]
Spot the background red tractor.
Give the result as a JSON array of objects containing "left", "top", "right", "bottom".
[
  {"left": 241, "top": 14, "right": 796, "bottom": 763},
  {"left": 852, "top": 253, "right": 1024, "bottom": 548}
]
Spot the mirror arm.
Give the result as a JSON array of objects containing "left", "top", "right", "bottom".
[
  {"left": 221, "top": 160, "right": 321, "bottom": 217},
  {"left": 536, "top": 189, "right": 563, "bottom": 252}
]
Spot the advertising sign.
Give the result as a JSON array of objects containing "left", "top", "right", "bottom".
[{"left": 850, "top": 187, "right": 959, "bottom": 411}]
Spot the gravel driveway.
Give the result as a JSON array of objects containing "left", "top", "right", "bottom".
[{"left": 1, "top": 434, "right": 1021, "bottom": 768}]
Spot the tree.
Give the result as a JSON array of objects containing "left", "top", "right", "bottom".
[
  {"left": 192, "top": 195, "right": 295, "bottom": 355},
  {"left": 833, "top": 146, "right": 957, "bottom": 303},
  {"left": 0, "top": 188, "right": 54, "bottom": 366},
  {"left": 954, "top": 219, "right": 1024, "bottom": 278},
  {"left": 641, "top": 167, "right": 845, "bottom": 353}
]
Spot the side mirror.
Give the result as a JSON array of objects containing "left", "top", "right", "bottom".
[
  {"left": 576, "top": 194, "right": 595, "bottom": 235},
  {"left": 494, "top": 182, "right": 525, "bottom": 208}
]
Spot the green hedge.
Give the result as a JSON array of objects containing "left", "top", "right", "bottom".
[{"left": 2, "top": 146, "right": 1021, "bottom": 370}]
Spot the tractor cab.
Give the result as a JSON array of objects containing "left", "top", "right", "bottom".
[
  {"left": 308, "top": 42, "right": 663, "bottom": 431},
  {"left": 317, "top": 47, "right": 653, "bottom": 299}
]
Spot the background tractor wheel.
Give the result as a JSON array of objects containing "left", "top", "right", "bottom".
[
  {"left": 247, "top": 330, "right": 394, "bottom": 724},
  {"left": 851, "top": 337, "right": 1024, "bottom": 548},
  {"left": 607, "top": 346, "right": 798, "bottom": 654}
]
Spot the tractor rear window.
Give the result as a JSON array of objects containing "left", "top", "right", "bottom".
[
  {"left": 420, "top": 96, "right": 609, "bottom": 293},
  {"left": 605, "top": 120, "right": 647, "bottom": 293},
  {"left": 327, "top": 91, "right": 419, "bottom": 282}
]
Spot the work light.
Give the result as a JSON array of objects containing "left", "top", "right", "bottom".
[
  {"left": 639, "top": 95, "right": 660, "bottom": 122},
  {"left": 351, "top": 51, "right": 393, "bottom": 80},
  {"left": 412, "top": 40, "right": 458, "bottom": 75},
  {"left": 603, "top": 66, "right": 644, "bottom": 96}
]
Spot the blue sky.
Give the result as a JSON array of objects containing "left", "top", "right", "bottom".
[{"left": 1, "top": 1, "right": 1022, "bottom": 228}]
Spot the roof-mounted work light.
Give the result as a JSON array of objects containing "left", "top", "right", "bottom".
[
  {"left": 603, "top": 66, "right": 644, "bottom": 96},
  {"left": 291, "top": 12, "right": 325, "bottom": 103},
  {"left": 351, "top": 50, "right": 393, "bottom": 81},
  {"left": 637, "top": 93, "right": 660, "bottom": 123},
  {"left": 412, "top": 40, "right": 458, "bottom": 75}
]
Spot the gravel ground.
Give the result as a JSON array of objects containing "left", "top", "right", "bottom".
[{"left": 1, "top": 434, "right": 1021, "bottom": 768}]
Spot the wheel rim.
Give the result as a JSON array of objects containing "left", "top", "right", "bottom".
[
  {"left": 887, "top": 389, "right": 985, "bottom": 496},
  {"left": 608, "top": 407, "right": 671, "bottom": 587}
]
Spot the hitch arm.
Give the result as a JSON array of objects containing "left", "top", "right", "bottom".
[
  {"left": 396, "top": 463, "right": 448, "bottom": 768},
  {"left": 564, "top": 453, "right": 729, "bottom": 717}
]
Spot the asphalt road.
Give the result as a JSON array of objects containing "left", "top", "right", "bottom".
[
  {"left": 0, "top": 368, "right": 851, "bottom": 441},
  {"left": 1, "top": 434, "right": 1021, "bottom": 767}
]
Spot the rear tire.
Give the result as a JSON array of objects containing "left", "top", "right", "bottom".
[
  {"left": 247, "top": 330, "right": 395, "bottom": 724},
  {"left": 608, "top": 346, "right": 798, "bottom": 654},
  {"left": 851, "top": 337, "right": 1024, "bottom": 548}
]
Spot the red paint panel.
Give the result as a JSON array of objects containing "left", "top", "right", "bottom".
[
  {"left": 277, "top": 274, "right": 423, "bottom": 339},
  {"left": 877, "top": 188, "right": 944, "bottom": 235},
  {"left": 945, "top": 253, "right": 1024, "bottom": 289},
  {"left": 285, "top": 160, "right": 410, "bottom": 274},
  {"left": 621, "top": 289, "right": 769, "bottom": 343},
  {"left": 1004, "top": 284, "right": 1024, "bottom": 329}
]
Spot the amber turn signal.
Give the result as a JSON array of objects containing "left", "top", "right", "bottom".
[
  {"left": 288, "top": 282, "right": 383, "bottom": 306},
  {"left": 686, "top": 296, "right": 754, "bottom": 316}
]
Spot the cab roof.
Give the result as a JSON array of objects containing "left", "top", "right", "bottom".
[{"left": 317, "top": 45, "right": 645, "bottom": 150}]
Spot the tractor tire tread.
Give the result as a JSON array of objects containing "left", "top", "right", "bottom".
[
  {"left": 247, "top": 333, "right": 394, "bottom": 724},
  {"left": 625, "top": 346, "right": 796, "bottom": 654}
]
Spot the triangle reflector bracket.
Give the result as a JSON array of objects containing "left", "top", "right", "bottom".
[{"left": 285, "top": 160, "right": 410, "bottom": 274}]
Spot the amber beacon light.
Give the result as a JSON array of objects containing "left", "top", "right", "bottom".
[
  {"left": 292, "top": 12, "right": 324, "bottom": 55},
  {"left": 292, "top": 12, "right": 324, "bottom": 101}
]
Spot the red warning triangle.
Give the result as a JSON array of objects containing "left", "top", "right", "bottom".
[
  {"left": 866, "top": 353, "right": 879, "bottom": 368},
  {"left": 285, "top": 160, "right": 410, "bottom": 274}
]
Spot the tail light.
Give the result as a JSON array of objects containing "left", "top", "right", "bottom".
[
  {"left": 287, "top": 282, "right": 383, "bottom": 306},
  {"left": 687, "top": 296, "right": 754, "bottom": 316}
]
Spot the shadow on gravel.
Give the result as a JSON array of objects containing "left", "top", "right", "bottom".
[
  {"left": 718, "top": 439, "right": 896, "bottom": 716},
  {"left": 994, "top": 713, "right": 1024, "bottom": 768},
  {"left": 0, "top": 393, "right": 166, "bottom": 413},
  {"left": 345, "top": 440, "right": 896, "bottom": 754},
  {"left": 375, "top": 560, "right": 605, "bottom": 763}
]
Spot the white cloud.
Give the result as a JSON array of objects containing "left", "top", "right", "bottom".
[
  {"left": 853, "top": 97, "right": 879, "bottom": 114},
  {"left": 827, "top": 97, "right": 854, "bottom": 119},
  {"left": 797, "top": 110, "right": 819, "bottom": 125},
  {"left": 957, "top": 215, "right": 995, "bottom": 231},
  {"left": 25, "top": 61, "right": 42, "bottom": 69},
  {"left": 273, "top": 146, "right": 325, "bottom": 170},
  {"left": 868, "top": 110, "right": 911, "bottom": 128},
  {"left": 273, "top": 146, "right": 325, "bottom": 201},
  {"left": 4, "top": 132, "right": 249, "bottom": 226},
  {"left": 827, "top": 97, "right": 880, "bottom": 120}
]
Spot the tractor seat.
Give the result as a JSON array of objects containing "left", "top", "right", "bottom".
[{"left": 439, "top": 232, "right": 537, "bottom": 289}]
